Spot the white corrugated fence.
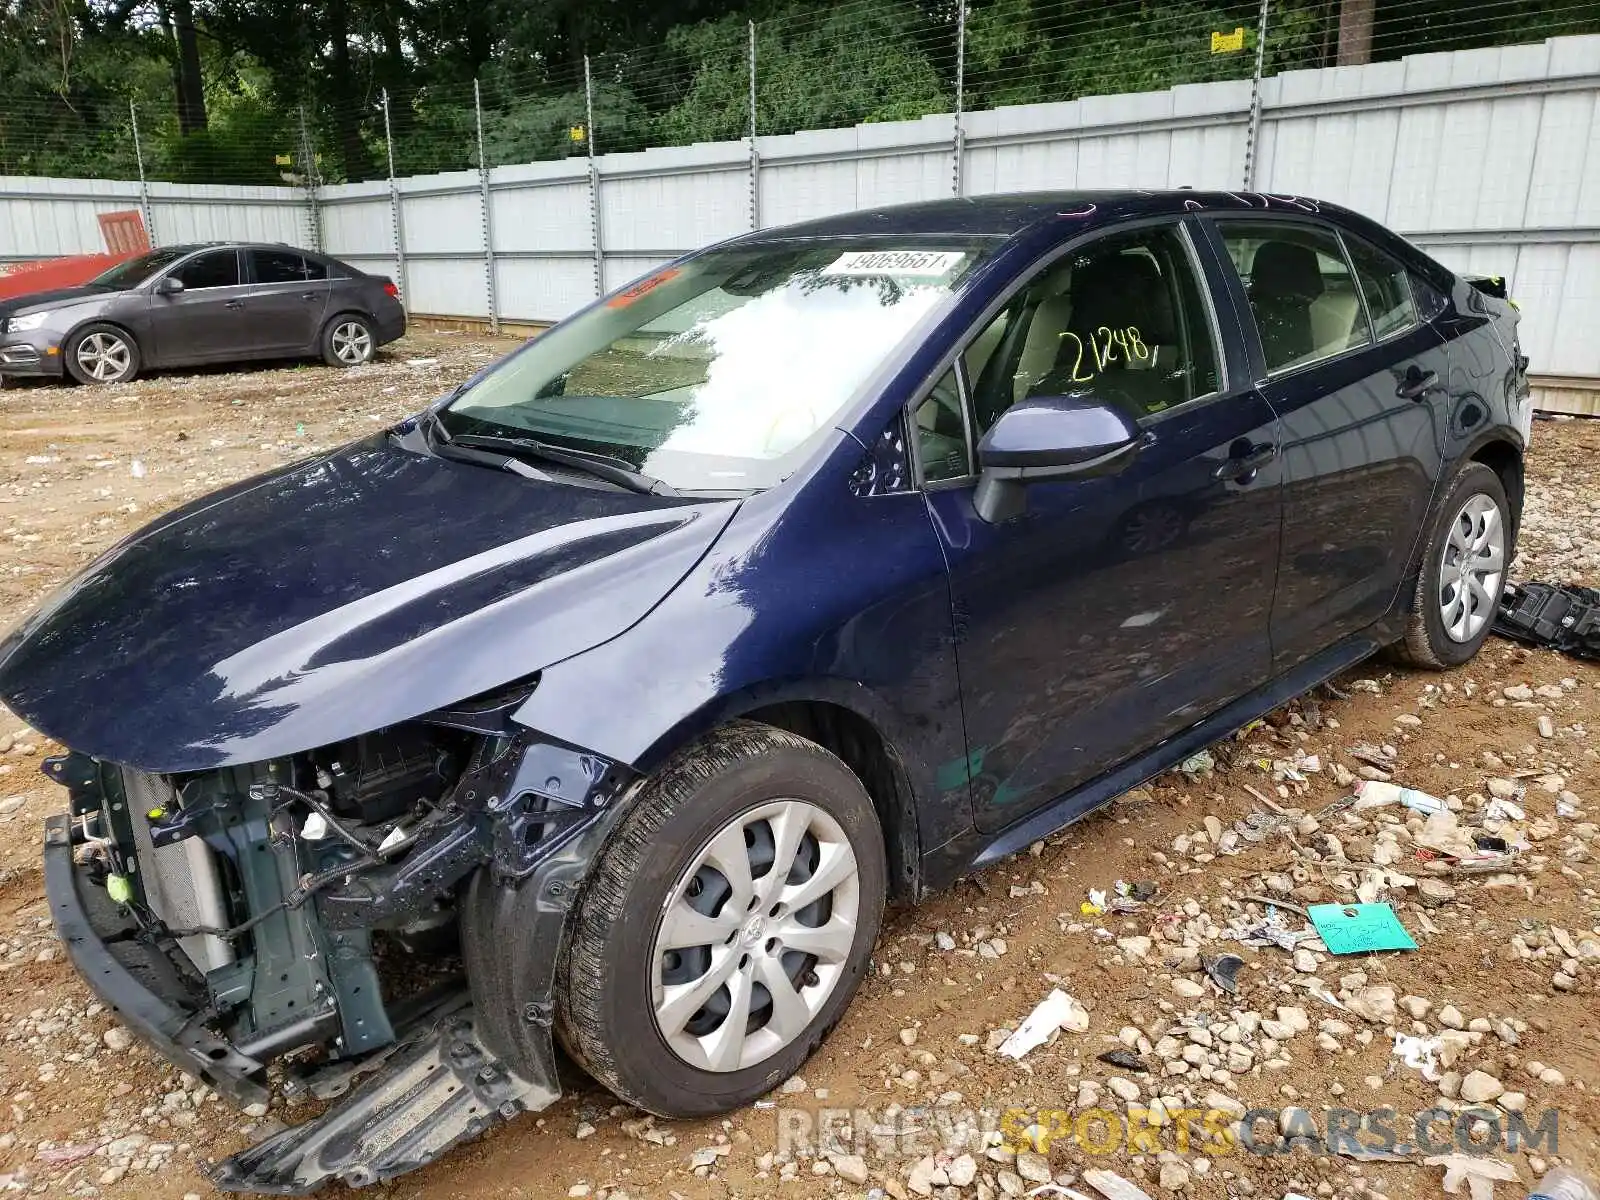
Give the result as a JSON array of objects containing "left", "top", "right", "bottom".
[{"left": 2, "top": 33, "right": 1597, "bottom": 383}]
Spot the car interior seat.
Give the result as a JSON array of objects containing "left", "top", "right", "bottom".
[
  {"left": 1247, "top": 240, "right": 1324, "bottom": 369},
  {"left": 1032, "top": 253, "right": 1182, "bottom": 417}
]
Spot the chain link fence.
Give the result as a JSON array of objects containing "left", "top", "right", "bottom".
[{"left": 1, "top": 0, "right": 1596, "bottom": 189}]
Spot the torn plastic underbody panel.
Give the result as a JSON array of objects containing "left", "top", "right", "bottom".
[
  {"left": 1494, "top": 581, "right": 1600, "bottom": 661},
  {"left": 42, "top": 695, "right": 636, "bottom": 1194}
]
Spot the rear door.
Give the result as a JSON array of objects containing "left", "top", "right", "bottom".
[
  {"left": 145, "top": 249, "right": 250, "bottom": 366},
  {"left": 245, "top": 248, "right": 332, "bottom": 355},
  {"left": 918, "top": 220, "right": 1284, "bottom": 832},
  {"left": 1205, "top": 218, "right": 1451, "bottom": 672}
]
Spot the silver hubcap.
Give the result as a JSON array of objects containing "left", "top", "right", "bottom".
[
  {"left": 331, "top": 322, "right": 372, "bottom": 364},
  {"left": 1438, "top": 492, "right": 1506, "bottom": 643},
  {"left": 651, "top": 800, "right": 860, "bottom": 1073},
  {"left": 76, "top": 332, "right": 131, "bottom": 381}
]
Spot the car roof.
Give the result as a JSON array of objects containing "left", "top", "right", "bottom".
[
  {"left": 157, "top": 241, "right": 324, "bottom": 255},
  {"left": 736, "top": 190, "right": 1364, "bottom": 243}
]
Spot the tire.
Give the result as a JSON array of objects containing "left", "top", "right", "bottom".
[
  {"left": 555, "top": 720, "right": 887, "bottom": 1118},
  {"left": 64, "top": 324, "right": 140, "bottom": 385},
  {"left": 1392, "top": 462, "right": 1512, "bottom": 669},
  {"left": 321, "top": 313, "right": 375, "bottom": 367}
]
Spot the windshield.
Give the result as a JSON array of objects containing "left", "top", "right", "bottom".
[
  {"left": 438, "top": 240, "right": 993, "bottom": 492},
  {"left": 91, "top": 247, "right": 193, "bottom": 290}
]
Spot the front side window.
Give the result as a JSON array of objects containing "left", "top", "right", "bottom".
[
  {"left": 252, "top": 250, "right": 310, "bottom": 285},
  {"left": 172, "top": 250, "right": 240, "bottom": 290},
  {"left": 1221, "top": 221, "right": 1371, "bottom": 374},
  {"left": 914, "top": 368, "right": 970, "bottom": 482},
  {"left": 1347, "top": 238, "right": 1418, "bottom": 340},
  {"left": 441, "top": 241, "right": 993, "bottom": 492},
  {"left": 961, "top": 224, "right": 1220, "bottom": 435}
]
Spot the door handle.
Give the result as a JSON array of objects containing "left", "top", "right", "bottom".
[
  {"left": 300, "top": 292, "right": 318, "bottom": 302},
  {"left": 225, "top": 299, "right": 245, "bottom": 310},
  {"left": 1214, "top": 442, "right": 1277, "bottom": 482},
  {"left": 1396, "top": 366, "right": 1437, "bottom": 400}
]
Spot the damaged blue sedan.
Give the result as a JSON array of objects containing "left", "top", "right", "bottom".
[{"left": 0, "top": 191, "right": 1530, "bottom": 1192}]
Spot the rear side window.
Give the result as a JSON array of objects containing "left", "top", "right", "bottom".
[
  {"left": 172, "top": 250, "right": 239, "bottom": 290},
  {"left": 1220, "top": 222, "right": 1371, "bottom": 374},
  {"left": 252, "top": 249, "right": 311, "bottom": 284},
  {"left": 1347, "top": 238, "right": 1418, "bottom": 339}
]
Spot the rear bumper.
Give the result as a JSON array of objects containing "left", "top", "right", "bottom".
[
  {"left": 0, "top": 340, "right": 64, "bottom": 377},
  {"left": 43, "top": 813, "right": 271, "bottom": 1106}
]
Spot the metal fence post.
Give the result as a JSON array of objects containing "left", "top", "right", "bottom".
[
  {"left": 297, "top": 105, "right": 322, "bottom": 252},
  {"left": 585, "top": 55, "right": 605, "bottom": 297},
  {"left": 381, "top": 89, "right": 409, "bottom": 304},
  {"left": 748, "top": 20, "right": 761, "bottom": 230},
  {"left": 474, "top": 79, "right": 500, "bottom": 334},
  {"left": 1242, "top": 0, "right": 1271, "bottom": 189},
  {"left": 953, "top": 3, "right": 967, "bottom": 196},
  {"left": 129, "top": 101, "right": 157, "bottom": 247}
]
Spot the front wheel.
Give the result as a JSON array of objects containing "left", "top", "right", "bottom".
[
  {"left": 555, "top": 721, "right": 886, "bottom": 1117},
  {"left": 64, "top": 324, "right": 140, "bottom": 384},
  {"left": 1393, "top": 462, "right": 1512, "bottom": 668}
]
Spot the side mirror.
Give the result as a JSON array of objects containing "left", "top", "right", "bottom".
[
  {"left": 973, "top": 395, "right": 1144, "bottom": 523},
  {"left": 155, "top": 276, "right": 184, "bottom": 296}
]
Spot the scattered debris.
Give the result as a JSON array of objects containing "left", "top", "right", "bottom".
[
  {"left": 1082, "top": 1168, "right": 1156, "bottom": 1200},
  {"left": 1353, "top": 779, "right": 1445, "bottom": 814},
  {"left": 1096, "top": 1048, "right": 1148, "bottom": 1073},
  {"left": 1493, "top": 581, "right": 1600, "bottom": 661},
  {"left": 1426, "top": 1154, "right": 1520, "bottom": 1200},
  {"left": 997, "top": 989, "right": 1089, "bottom": 1059},
  {"left": 1392, "top": 1032, "right": 1443, "bottom": 1080},
  {"left": 1307, "top": 903, "right": 1417, "bottom": 954},
  {"left": 1179, "top": 749, "right": 1215, "bottom": 778},
  {"left": 1201, "top": 952, "right": 1245, "bottom": 994}
]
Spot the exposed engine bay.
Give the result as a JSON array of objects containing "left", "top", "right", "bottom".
[{"left": 43, "top": 696, "right": 635, "bottom": 1193}]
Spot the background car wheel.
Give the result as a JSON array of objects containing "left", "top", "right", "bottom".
[
  {"left": 64, "top": 324, "right": 140, "bottom": 384},
  {"left": 1392, "top": 462, "right": 1511, "bottom": 669},
  {"left": 322, "top": 314, "right": 375, "bottom": 367},
  {"left": 555, "top": 720, "right": 886, "bottom": 1118}
]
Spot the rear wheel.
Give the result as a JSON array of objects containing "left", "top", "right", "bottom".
[
  {"left": 322, "top": 314, "right": 375, "bottom": 367},
  {"left": 1393, "top": 462, "right": 1511, "bottom": 668},
  {"left": 555, "top": 721, "right": 886, "bottom": 1117},
  {"left": 64, "top": 324, "right": 140, "bottom": 384}
]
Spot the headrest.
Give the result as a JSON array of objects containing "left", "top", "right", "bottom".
[
  {"left": 1249, "top": 240, "right": 1325, "bottom": 302},
  {"left": 1068, "top": 253, "right": 1176, "bottom": 345}
]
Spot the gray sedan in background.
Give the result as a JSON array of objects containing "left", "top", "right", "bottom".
[{"left": 0, "top": 243, "right": 407, "bottom": 385}]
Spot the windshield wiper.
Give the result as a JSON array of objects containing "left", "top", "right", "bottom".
[{"left": 447, "top": 432, "right": 675, "bottom": 496}]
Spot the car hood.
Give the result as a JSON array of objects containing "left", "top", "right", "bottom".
[
  {"left": 0, "top": 433, "right": 737, "bottom": 772},
  {"left": 0, "top": 285, "right": 112, "bottom": 320}
]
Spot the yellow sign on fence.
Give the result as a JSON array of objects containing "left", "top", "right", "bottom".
[
  {"left": 569, "top": 125, "right": 586, "bottom": 143},
  {"left": 1211, "top": 27, "right": 1246, "bottom": 53}
]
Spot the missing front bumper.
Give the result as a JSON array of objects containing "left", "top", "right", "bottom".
[{"left": 45, "top": 812, "right": 563, "bottom": 1193}]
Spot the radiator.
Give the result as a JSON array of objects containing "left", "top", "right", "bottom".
[{"left": 122, "top": 768, "right": 236, "bottom": 976}]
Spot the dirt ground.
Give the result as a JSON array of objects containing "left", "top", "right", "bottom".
[{"left": 1, "top": 336, "right": 1598, "bottom": 1200}]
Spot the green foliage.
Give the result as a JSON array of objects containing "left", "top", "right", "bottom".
[{"left": 0, "top": 0, "right": 1593, "bottom": 184}]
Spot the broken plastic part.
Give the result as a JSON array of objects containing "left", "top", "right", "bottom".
[
  {"left": 1201, "top": 952, "right": 1244, "bottom": 994},
  {"left": 210, "top": 998, "right": 556, "bottom": 1194}
]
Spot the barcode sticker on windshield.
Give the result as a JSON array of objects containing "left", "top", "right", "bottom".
[{"left": 821, "top": 251, "right": 967, "bottom": 278}]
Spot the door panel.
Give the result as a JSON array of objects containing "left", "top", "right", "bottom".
[
  {"left": 1212, "top": 220, "right": 1450, "bottom": 671},
  {"left": 246, "top": 250, "right": 332, "bottom": 354},
  {"left": 145, "top": 250, "right": 249, "bottom": 366},
  {"left": 920, "top": 222, "right": 1283, "bottom": 834}
]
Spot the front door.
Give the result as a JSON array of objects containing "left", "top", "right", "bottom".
[
  {"left": 917, "top": 222, "right": 1283, "bottom": 833},
  {"left": 246, "top": 248, "right": 333, "bottom": 355},
  {"left": 146, "top": 249, "right": 249, "bottom": 365},
  {"left": 1207, "top": 219, "right": 1452, "bottom": 671}
]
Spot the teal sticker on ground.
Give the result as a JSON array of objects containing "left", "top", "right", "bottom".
[{"left": 1306, "top": 902, "right": 1417, "bottom": 955}]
